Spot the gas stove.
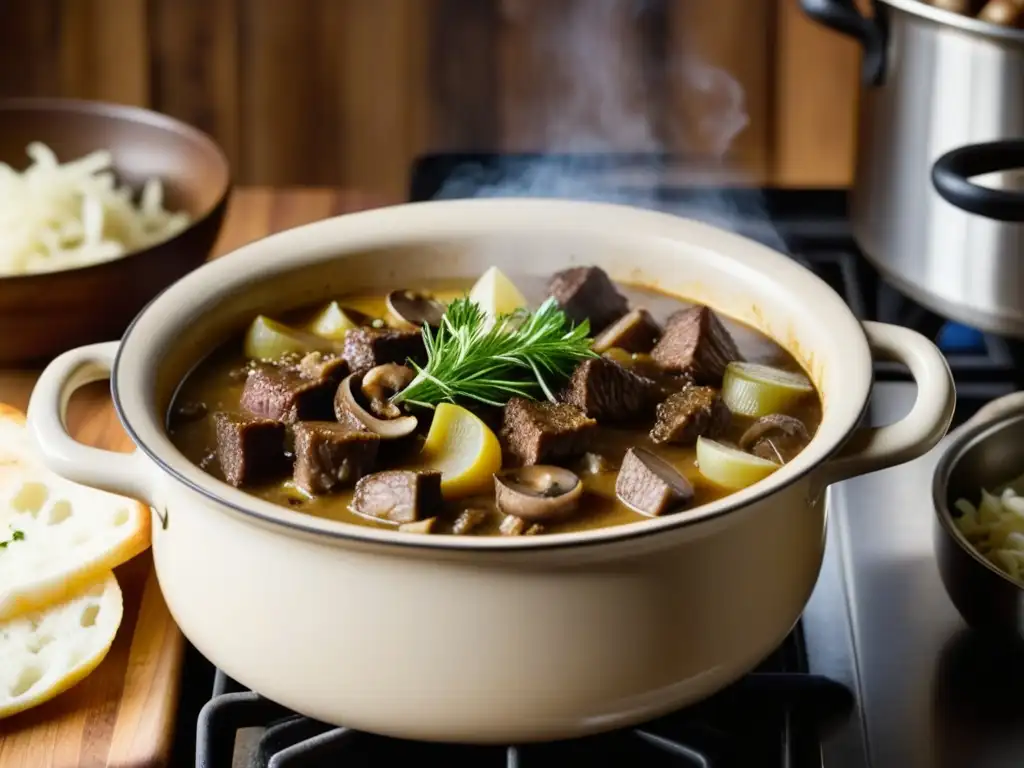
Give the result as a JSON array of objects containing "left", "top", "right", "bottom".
[{"left": 177, "top": 155, "right": 1024, "bottom": 768}]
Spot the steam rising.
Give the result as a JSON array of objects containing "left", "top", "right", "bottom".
[{"left": 435, "top": 0, "right": 781, "bottom": 250}]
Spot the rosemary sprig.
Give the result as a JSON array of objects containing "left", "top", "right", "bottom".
[{"left": 392, "top": 296, "right": 596, "bottom": 409}]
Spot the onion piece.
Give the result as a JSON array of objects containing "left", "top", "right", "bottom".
[
  {"left": 721, "top": 362, "right": 813, "bottom": 418},
  {"left": 243, "top": 315, "right": 340, "bottom": 362},
  {"left": 696, "top": 437, "right": 780, "bottom": 491},
  {"left": 306, "top": 301, "right": 372, "bottom": 340},
  {"left": 468, "top": 266, "right": 529, "bottom": 326}
]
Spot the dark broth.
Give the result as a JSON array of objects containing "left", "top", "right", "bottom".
[{"left": 168, "top": 278, "right": 822, "bottom": 535}]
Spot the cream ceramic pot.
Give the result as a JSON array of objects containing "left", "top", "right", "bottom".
[{"left": 26, "top": 199, "right": 955, "bottom": 744}]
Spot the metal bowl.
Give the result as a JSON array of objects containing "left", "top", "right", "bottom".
[
  {"left": 0, "top": 98, "right": 230, "bottom": 365},
  {"left": 933, "top": 392, "right": 1024, "bottom": 639}
]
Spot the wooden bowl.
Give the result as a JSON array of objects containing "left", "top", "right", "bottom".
[{"left": 0, "top": 98, "right": 230, "bottom": 366}]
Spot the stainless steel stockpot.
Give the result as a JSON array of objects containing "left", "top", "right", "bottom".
[{"left": 802, "top": 0, "right": 1024, "bottom": 335}]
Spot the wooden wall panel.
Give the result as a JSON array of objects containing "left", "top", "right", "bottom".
[
  {"left": 240, "top": 0, "right": 339, "bottom": 185},
  {"left": 0, "top": 0, "right": 864, "bottom": 195},
  {"left": 773, "top": 0, "right": 862, "bottom": 186},
  {"left": 239, "top": 0, "right": 428, "bottom": 195},
  {"left": 58, "top": 0, "right": 149, "bottom": 106},
  {"left": 330, "top": 0, "right": 430, "bottom": 195},
  {"left": 498, "top": 0, "right": 664, "bottom": 153},
  {"left": 427, "top": 0, "right": 500, "bottom": 150},
  {"left": 149, "top": 0, "right": 240, "bottom": 169},
  {"left": 667, "top": 0, "right": 776, "bottom": 182},
  {"left": 0, "top": 1, "right": 62, "bottom": 99}
]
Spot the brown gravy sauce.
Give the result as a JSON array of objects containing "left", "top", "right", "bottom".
[{"left": 168, "top": 279, "right": 822, "bottom": 535}]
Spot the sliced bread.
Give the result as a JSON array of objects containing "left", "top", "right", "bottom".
[
  {"left": 0, "top": 570, "right": 123, "bottom": 719},
  {"left": 0, "top": 404, "right": 150, "bottom": 621}
]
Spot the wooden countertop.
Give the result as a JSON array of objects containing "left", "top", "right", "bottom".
[{"left": 0, "top": 187, "right": 390, "bottom": 768}]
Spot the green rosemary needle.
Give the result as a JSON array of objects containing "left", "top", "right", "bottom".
[{"left": 392, "top": 296, "right": 596, "bottom": 409}]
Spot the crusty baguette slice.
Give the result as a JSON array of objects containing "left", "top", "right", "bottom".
[
  {"left": 0, "top": 404, "right": 150, "bottom": 621},
  {"left": 0, "top": 571, "right": 123, "bottom": 719}
]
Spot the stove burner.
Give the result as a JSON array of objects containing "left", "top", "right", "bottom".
[{"left": 194, "top": 669, "right": 853, "bottom": 768}]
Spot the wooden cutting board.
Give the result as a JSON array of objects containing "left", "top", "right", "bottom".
[{"left": 0, "top": 188, "right": 388, "bottom": 768}]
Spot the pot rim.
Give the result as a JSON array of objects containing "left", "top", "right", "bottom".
[
  {"left": 932, "top": 411, "right": 1024, "bottom": 592},
  {"left": 111, "top": 197, "right": 874, "bottom": 551},
  {"left": 882, "top": 0, "right": 1024, "bottom": 44}
]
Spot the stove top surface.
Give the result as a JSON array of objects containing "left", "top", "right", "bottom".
[
  {"left": 175, "top": 154, "right": 1022, "bottom": 768},
  {"left": 196, "top": 665, "right": 852, "bottom": 768}
]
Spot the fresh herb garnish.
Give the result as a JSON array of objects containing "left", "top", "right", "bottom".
[
  {"left": 0, "top": 529, "right": 25, "bottom": 549},
  {"left": 393, "top": 297, "right": 596, "bottom": 409}
]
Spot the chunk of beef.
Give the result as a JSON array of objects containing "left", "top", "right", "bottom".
[
  {"left": 739, "top": 414, "right": 811, "bottom": 465},
  {"left": 602, "top": 350, "right": 693, "bottom": 399},
  {"left": 240, "top": 367, "right": 335, "bottom": 423},
  {"left": 650, "top": 305, "right": 742, "bottom": 385},
  {"left": 592, "top": 308, "right": 661, "bottom": 354},
  {"left": 292, "top": 421, "right": 381, "bottom": 495},
  {"left": 213, "top": 412, "right": 287, "bottom": 487},
  {"left": 615, "top": 447, "right": 694, "bottom": 517},
  {"left": 293, "top": 351, "right": 349, "bottom": 383},
  {"left": 560, "top": 357, "right": 659, "bottom": 423},
  {"left": 650, "top": 386, "right": 730, "bottom": 445},
  {"left": 500, "top": 398, "right": 598, "bottom": 466},
  {"left": 343, "top": 327, "right": 426, "bottom": 374},
  {"left": 350, "top": 470, "right": 443, "bottom": 524},
  {"left": 547, "top": 266, "right": 629, "bottom": 333}
]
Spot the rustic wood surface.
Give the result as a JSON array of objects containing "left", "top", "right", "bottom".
[
  {"left": 0, "top": 187, "right": 387, "bottom": 768},
  {"left": 0, "top": 0, "right": 867, "bottom": 197}
]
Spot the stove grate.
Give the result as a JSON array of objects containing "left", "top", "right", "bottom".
[{"left": 194, "top": 666, "right": 853, "bottom": 768}]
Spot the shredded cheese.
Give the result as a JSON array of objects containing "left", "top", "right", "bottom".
[
  {"left": 0, "top": 142, "right": 190, "bottom": 275},
  {"left": 954, "top": 484, "right": 1024, "bottom": 583}
]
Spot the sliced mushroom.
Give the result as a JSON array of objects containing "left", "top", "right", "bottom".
[
  {"left": 361, "top": 364, "right": 415, "bottom": 419},
  {"left": 334, "top": 373, "right": 418, "bottom": 439},
  {"left": 738, "top": 414, "right": 810, "bottom": 465},
  {"left": 494, "top": 466, "right": 583, "bottom": 522},
  {"left": 386, "top": 290, "right": 446, "bottom": 329}
]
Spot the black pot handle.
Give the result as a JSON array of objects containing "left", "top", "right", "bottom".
[
  {"left": 932, "top": 141, "right": 1024, "bottom": 223},
  {"left": 800, "top": 0, "right": 887, "bottom": 85}
]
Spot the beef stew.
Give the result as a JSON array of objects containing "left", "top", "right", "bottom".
[{"left": 168, "top": 267, "right": 822, "bottom": 537}]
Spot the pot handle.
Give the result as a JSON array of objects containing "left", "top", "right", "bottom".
[
  {"left": 799, "top": 0, "right": 887, "bottom": 85},
  {"left": 821, "top": 322, "right": 955, "bottom": 485},
  {"left": 932, "top": 140, "right": 1024, "bottom": 223},
  {"left": 26, "top": 341, "right": 156, "bottom": 505}
]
